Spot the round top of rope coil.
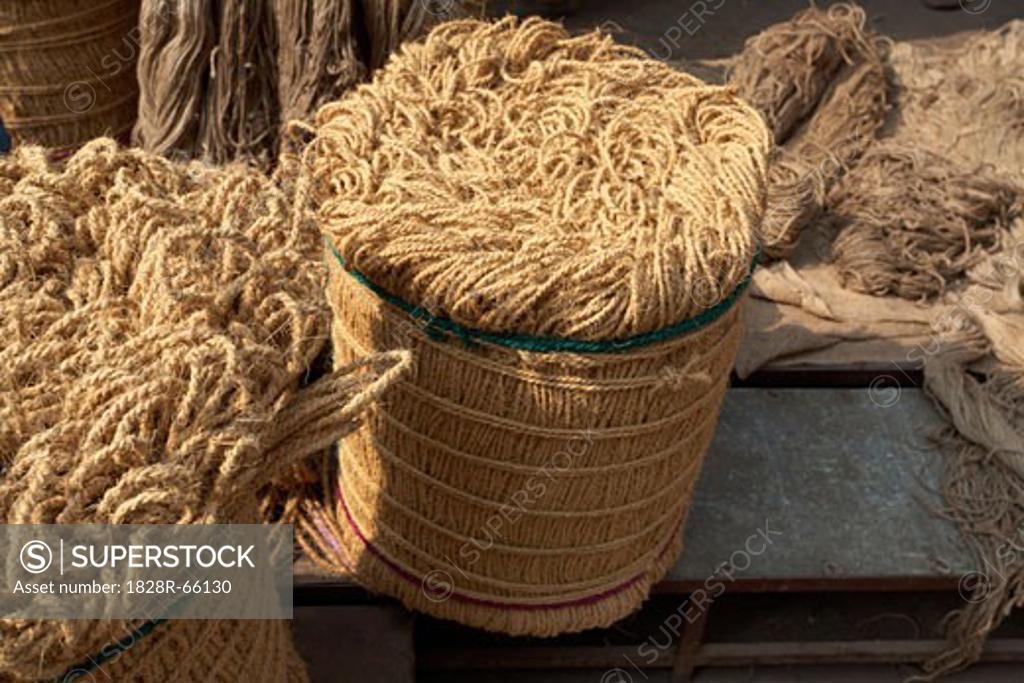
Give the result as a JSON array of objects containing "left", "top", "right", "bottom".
[{"left": 308, "top": 17, "right": 770, "bottom": 342}]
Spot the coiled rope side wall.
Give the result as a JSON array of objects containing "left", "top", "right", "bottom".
[
  {"left": 301, "top": 18, "right": 770, "bottom": 635},
  {"left": 0, "top": 0, "right": 140, "bottom": 152}
]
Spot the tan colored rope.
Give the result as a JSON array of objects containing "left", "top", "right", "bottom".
[
  {"left": 0, "top": 0, "right": 140, "bottom": 151},
  {"left": 730, "top": 3, "right": 890, "bottom": 260},
  {"left": 342, "top": 427, "right": 705, "bottom": 516},
  {"left": 337, "top": 471, "right": 689, "bottom": 599},
  {"left": 307, "top": 17, "right": 769, "bottom": 341},
  {"left": 0, "top": 140, "right": 409, "bottom": 680},
  {"left": 831, "top": 142, "right": 1022, "bottom": 300},
  {"left": 729, "top": 3, "right": 879, "bottom": 144},
  {"left": 99, "top": 619, "right": 310, "bottom": 683},
  {"left": 293, "top": 19, "right": 765, "bottom": 635},
  {"left": 307, "top": 185, "right": 747, "bottom": 637}
]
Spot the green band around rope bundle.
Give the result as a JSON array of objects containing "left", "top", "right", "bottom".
[{"left": 328, "top": 239, "right": 759, "bottom": 354}]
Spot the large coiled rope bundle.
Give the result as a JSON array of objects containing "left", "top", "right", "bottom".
[{"left": 299, "top": 18, "right": 769, "bottom": 635}]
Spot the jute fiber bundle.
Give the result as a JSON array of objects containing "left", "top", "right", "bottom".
[
  {"left": 133, "top": 0, "right": 278, "bottom": 165},
  {"left": 888, "top": 20, "right": 1024, "bottom": 183},
  {"left": 731, "top": 13, "right": 1024, "bottom": 678},
  {"left": 0, "top": 140, "right": 410, "bottom": 680},
  {"left": 730, "top": 3, "right": 879, "bottom": 143},
  {"left": 731, "top": 3, "right": 889, "bottom": 259},
  {"left": 134, "top": 0, "right": 472, "bottom": 165},
  {"left": 276, "top": 0, "right": 475, "bottom": 132},
  {"left": 883, "top": 24, "right": 1024, "bottom": 679},
  {"left": 924, "top": 335, "right": 1024, "bottom": 680},
  {"left": 831, "top": 143, "right": 1022, "bottom": 300},
  {"left": 204, "top": 0, "right": 279, "bottom": 165},
  {"left": 825, "top": 17, "right": 1024, "bottom": 303},
  {"left": 0, "top": 0, "right": 140, "bottom": 152},
  {"left": 299, "top": 17, "right": 769, "bottom": 635},
  {"left": 360, "top": 0, "right": 442, "bottom": 71},
  {"left": 275, "top": 0, "right": 366, "bottom": 128}
]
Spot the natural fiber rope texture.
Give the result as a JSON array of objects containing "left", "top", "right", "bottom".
[
  {"left": 924, "top": 343, "right": 1024, "bottom": 680},
  {"left": 761, "top": 57, "right": 888, "bottom": 260},
  {"left": 84, "top": 619, "right": 310, "bottom": 683},
  {"left": 0, "top": 0, "right": 140, "bottom": 152},
  {"left": 729, "top": 3, "right": 880, "bottom": 144},
  {"left": 204, "top": 0, "right": 279, "bottom": 166},
  {"left": 0, "top": 139, "right": 410, "bottom": 680},
  {"left": 131, "top": 0, "right": 214, "bottom": 159},
  {"left": 134, "top": 0, "right": 474, "bottom": 166},
  {"left": 732, "top": 8, "right": 1024, "bottom": 678},
  {"left": 730, "top": 3, "right": 889, "bottom": 259},
  {"left": 275, "top": 0, "right": 366, "bottom": 128},
  {"left": 326, "top": 239, "right": 757, "bottom": 352},
  {"left": 133, "top": 0, "right": 278, "bottom": 165},
  {"left": 831, "top": 143, "right": 1022, "bottom": 300},
  {"left": 888, "top": 24, "right": 1024, "bottom": 677},
  {"left": 308, "top": 17, "right": 770, "bottom": 341},
  {"left": 312, "top": 254, "right": 742, "bottom": 635},
  {"left": 298, "top": 17, "right": 765, "bottom": 635}
]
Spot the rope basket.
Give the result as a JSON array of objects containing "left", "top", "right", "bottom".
[
  {"left": 301, "top": 18, "right": 769, "bottom": 635},
  {"left": 0, "top": 0, "right": 140, "bottom": 152}
]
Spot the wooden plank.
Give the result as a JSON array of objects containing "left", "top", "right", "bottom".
[
  {"left": 294, "top": 605, "right": 414, "bottom": 683},
  {"left": 293, "top": 560, "right": 964, "bottom": 602},
  {"left": 418, "top": 645, "right": 675, "bottom": 671},
  {"left": 416, "top": 639, "right": 1024, "bottom": 671},
  {"left": 672, "top": 388, "right": 971, "bottom": 583},
  {"left": 293, "top": 562, "right": 373, "bottom": 606},
  {"left": 294, "top": 388, "right": 973, "bottom": 600},
  {"left": 671, "top": 604, "right": 710, "bottom": 683},
  {"left": 697, "top": 641, "right": 1024, "bottom": 666}
]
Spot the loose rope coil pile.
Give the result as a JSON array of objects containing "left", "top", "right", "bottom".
[
  {"left": 729, "top": 2, "right": 879, "bottom": 144},
  {"left": 0, "top": 0, "right": 140, "bottom": 152},
  {"left": 831, "top": 143, "right": 1022, "bottom": 300},
  {"left": 730, "top": 3, "right": 889, "bottom": 260},
  {"left": 0, "top": 140, "right": 409, "bottom": 681},
  {"left": 299, "top": 17, "right": 769, "bottom": 635}
]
